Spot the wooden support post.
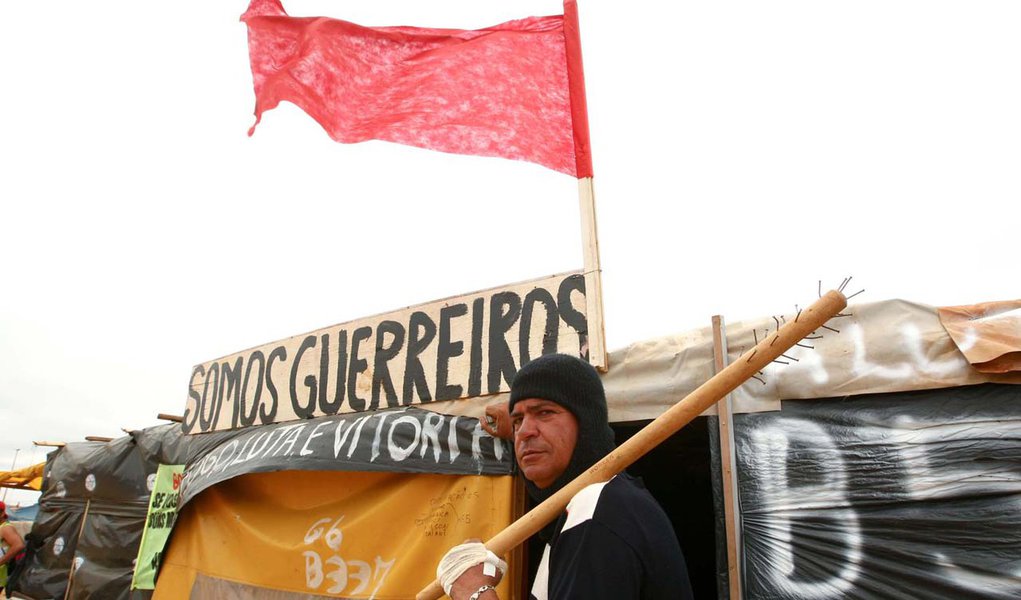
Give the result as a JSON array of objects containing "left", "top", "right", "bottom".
[
  {"left": 157, "top": 413, "right": 184, "bottom": 423},
  {"left": 578, "top": 177, "right": 607, "bottom": 371},
  {"left": 33, "top": 441, "right": 66, "bottom": 448},
  {"left": 508, "top": 476, "right": 528, "bottom": 599},
  {"left": 416, "top": 291, "right": 847, "bottom": 600},
  {"left": 84, "top": 436, "right": 113, "bottom": 443},
  {"left": 712, "top": 315, "right": 744, "bottom": 600},
  {"left": 64, "top": 498, "right": 91, "bottom": 600}
]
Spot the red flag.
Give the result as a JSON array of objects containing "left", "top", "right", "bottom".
[{"left": 242, "top": 0, "right": 593, "bottom": 178}]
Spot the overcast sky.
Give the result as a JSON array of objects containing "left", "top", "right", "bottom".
[{"left": 2, "top": 1, "right": 1018, "bottom": 506}]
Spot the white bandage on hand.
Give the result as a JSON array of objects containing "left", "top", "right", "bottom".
[{"left": 436, "top": 541, "right": 507, "bottom": 596}]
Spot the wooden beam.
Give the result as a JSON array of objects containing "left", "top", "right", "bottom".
[
  {"left": 84, "top": 436, "right": 113, "bottom": 443},
  {"left": 157, "top": 413, "right": 183, "bottom": 423},
  {"left": 33, "top": 441, "right": 66, "bottom": 447},
  {"left": 712, "top": 315, "right": 744, "bottom": 600}
]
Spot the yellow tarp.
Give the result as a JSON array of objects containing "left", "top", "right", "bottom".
[
  {"left": 154, "top": 470, "right": 520, "bottom": 599},
  {"left": 0, "top": 462, "right": 44, "bottom": 491}
]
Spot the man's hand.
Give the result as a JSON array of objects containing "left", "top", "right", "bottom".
[
  {"left": 436, "top": 541, "right": 505, "bottom": 599},
  {"left": 481, "top": 402, "right": 513, "bottom": 440},
  {"left": 448, "top": 563, "right": 501, "bottom": 599}
]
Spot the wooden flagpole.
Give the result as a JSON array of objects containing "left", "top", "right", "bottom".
[
  {"left": 578, "top": 177, "right": 607, "bottom": 371},
  {"left": 564, "top": 0, "right": 604, "bottom": 372},
  {"left": 417, "top": 290, "right": 848, "bottom": 599}
]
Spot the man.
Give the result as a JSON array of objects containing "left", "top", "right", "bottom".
[
  {"left": 0, "top": 501, "right": 26, "bottom": 595},
  {"left": 437, "top": 353, "right": 693, "bottom": 600}
]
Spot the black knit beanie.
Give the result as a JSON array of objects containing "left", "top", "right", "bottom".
[{"left": 509, "top": 353, "right": 616, "bottom": 503}]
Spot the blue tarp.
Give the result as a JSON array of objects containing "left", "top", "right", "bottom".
[{"left": 9, "top": 502, "right": 39, "bottom": 522}]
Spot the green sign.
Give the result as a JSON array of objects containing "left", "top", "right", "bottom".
[{"left": 131, "top": 464, "right": 185, "bottom": 590}]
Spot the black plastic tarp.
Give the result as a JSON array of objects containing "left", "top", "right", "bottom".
[
  {"left": 735, "top": 383, "right": 1021, "bottom": 599},
  {"left": 180, "top": 406, "right": 512, "bottom": 504},
  {"left": 15, "top": 436, "right": 153, "bottom": 600}
]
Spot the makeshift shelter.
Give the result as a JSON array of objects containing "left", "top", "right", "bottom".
[
  {"left": 13, "top": 298, "right": 1021, "bottom": 599},
  {"left": 13, "top": 409, "right": 517, "bottom": 600},
  {"left": 11, "top": 428, "right": 233, "bottom": 600},
  {"left": 597, "top": 298, "right": 1021, "bottom": 599},
  {"left": 153, "top": 407, "right": 519, "bottom": 599},
  {"left": 14, "top": 437, "right": 152, "bottom": 600}
]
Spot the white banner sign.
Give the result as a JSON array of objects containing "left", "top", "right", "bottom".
[{"left": 184, "top": 272, "right": 589, "bottom": 433}]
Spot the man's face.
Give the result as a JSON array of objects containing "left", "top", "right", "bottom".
[{"left": 511, "top": 398, "right": 578, "bottom": 489}]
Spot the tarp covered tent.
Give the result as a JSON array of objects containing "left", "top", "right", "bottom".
[
  {"left": 13, "top": 297, "right": 1021, "bottom": 599},
  {"left": 153, "top": 407, "right": 518, "bottom": 599},
  {"left": 598, "top": 298, "right": 1021, "bottom": 599},
  {"left": 15, "top": 437, "right": 156, "bottom": 600},
  {"left": 11, "top": 426, "right": 235, "bottom": 600},
  {"left": 156, "top": 297, "right": 1021, "bottom": 599},
  {"left": 12, "top": 408, "right": 515, "bottom": 600}
]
